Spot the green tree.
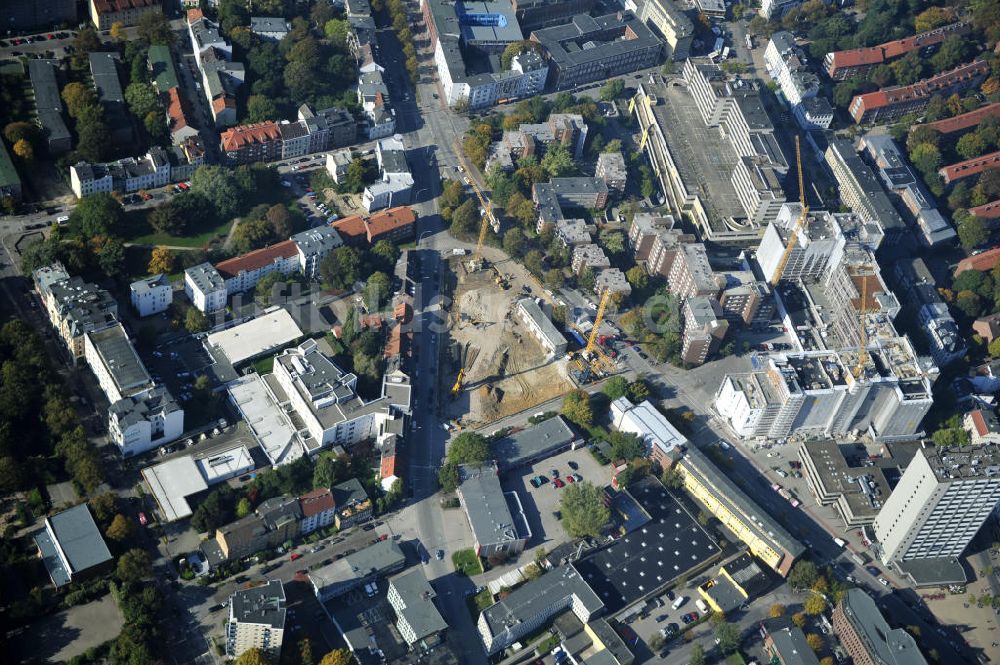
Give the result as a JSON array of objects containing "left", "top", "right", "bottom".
[
  {"left": 805, "top": 633, "right": 824, "bottom": 652},
  {"left": 503, "top": 228, "right": 526, "bottom": 257},
  {"left": 541, "top": 143, "right": 576, "bottom": 177},
  {"left": 890, "top": 51, "right": 924, "bottom": 85},
  {"left": 661, "top": 467, "right": 683, "bottom": 489},
  {"left": 61, "top": 82, "right": 97, "bottom": 118},
  {"left": 447, "top": 432, "right": 490, "bottom": 465},
  {"left": 914, "top": 6, "right": 952, "bottom": 31},
  {"left": 625, "top": 266, "right": 648, "bottom": 290},
  {"left": 559, "top": 481, "right": 610, "bottom": 537},
  {"left": 230, "top": 218, "right": 276, "bottom": 255},
  {"left": 907, "top": 125, "right": 940, "bottom": 152},
  {"left": 324, "top": 19, "right": 351, "bottom": 47},
  {"left": 13, "top": 138, "right": 33, "bottom": 161},
  {"left": 137, "top": 9, "right": 175, "bottom": 45},
  {"left": 235, "top": 497, "right": 252, "bottom": 518},
  {"left": 320, "top": 246, "right": 361, "bottom": 290},
  {"left": 125, "top": 82, "right": 160, "bottom": 120},
  {"left": 804, "top": 593, "right": 827, "bottom": 615},
  {"left": 955, "top": 290, "right": 983, "bottom": 318},
  {"left": 544, "top": 268, "right": 565, "bottom": 289},
  {"left": 345, "top": 159, "right": 367, "bottom": 193},
  {"left": 689, "top": 643, "right": 706, "bottom": 665},
  {"left": 191, "top": 166, "right": 251, "bottom": 220},
  {"left": 370, "top": 239, "right": 400, "bottom": 271},
  {"left": 788, "top": 560, "right": 818, "bottom": 590},
  {"left": 909, "top": 143, "right": 942, "bottom": 175},
  {"left": 96, "top": 236, "right": 126, "bottom": 278},
  {"left": 70, "top": 193, "right": 124, "bottom": 238},
  {"left": 116, "top": 548, "right": 152, "bottom": 584},
  {"left": 599, "top": 79, "right": 625, "bottom": 101},
  {"left": 714, "top": 622, "right": 740, "bottom": 654},
  {"left": 930, "top": 35, "right": 969, "bottom": 73},
  {"left": 769, "top": 603, "right": 786, "bottom": 618},
  {"left": 988, "top": 337, "right": 1000, "bottom": 357},
  {"left": 148, "top": 202, "right": 187, "bottom": 235},
  {"left": 318, "top": 649, "right": 353, "bottom": 665},
  {"left": 438, "top": 463, "right": 460, "bottom": 493},
  {"left": 792, "top": 612, "right": 807, "bottom": 628},
  {"left": 185, "top": 307, "right": 209, "bottom": 333},
  {"left": 247, "top": 95, "right": 280, "bottom": 123},
  {"left": 958, "top": 215, "right": 988, "bottom": 250},
  {"left": 106, "top": 513, "right": 134, "bottom": 542},
  {"left": 603, "top": 376, "right": 629, "bottom": 400},
  {"left": 956, "top": 133, "right": 987, "bottom": 160},
  {"left": 562, "top": 389, "right": 593, "bottom": 427},
  {"left": 450, "top": 198, "right": 480, "bottom": 238},
  {"left": 832, "top": 79, "right": 863, "bottom": 109},
  {"left": 234, "top": 648, "right": 271, "bottom": 665},
  {"left": 364, "top": 271, "right": 391, "bottom": 310},
  {"left": 598, "top": 230, "right": 625, "bottom": 255}
]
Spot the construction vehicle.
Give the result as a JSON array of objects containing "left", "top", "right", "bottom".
[
  {"left": 491, "top": 265, "right": 509, "bottom": 289},
  {"left": 451, "top": 342, "right": 470, "bottom": 397},
  {"left": 769, "top": 136, "right": 807, "bottom": 288}
]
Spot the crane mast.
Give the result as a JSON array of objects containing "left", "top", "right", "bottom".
[
  {"left": 769, "top": 136, "right": 807, "bottom": 287},
  {"left": 585, "top": 289, "right": 612, "bottom": 356}
]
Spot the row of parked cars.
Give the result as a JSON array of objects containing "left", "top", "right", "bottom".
[
  {"left": 529, "top": 467, "right": 583, "bottom": 488},
  {"left": 2, "top": 32, "right": 72, "bottom": 47}
]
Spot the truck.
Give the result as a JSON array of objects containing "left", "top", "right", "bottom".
[{"left": 452, "top": 248, "right": 468, "bottom": 256}]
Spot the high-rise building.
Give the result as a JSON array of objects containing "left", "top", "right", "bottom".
[
  {"left": 872, "top": 443, "right": 1000, "bottom": 583},
  {"left": 226, "top": 580, "right": 286, "bottom": 660}
]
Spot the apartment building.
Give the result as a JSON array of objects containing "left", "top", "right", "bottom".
[
  {"left": 215, "top": 241, "right": 300, "bottom": 295},
  {"left": 571, "top": 244, "right": 611, "bottom": 276},
  {"left": 130, "top": 274, "right": 172, "bottom": 317},
  {"left": 332, "top": 478, "right": 372, "bottom": 530},
  {"left": 596, "top": 152, "right": 627, "bottom": 195},
  {"left": 759, "top": 0, "right": 801, "bottom": 19},
  {"left": 166, "top": 87, "right": 199, "bottom": 145},
  {"left": 924, "top": 101, "right": 1000, "bottom": 134},
  {"left": 291, "top": 225, "right": 343, "bottom": 279},
  {"left": 250, "top": 16, "right": 290, "bottom": 41},
  {"left": 357, "top": 70, "right": 395, "bottom": 139},
  {"left": 188, "top": 12, "right": 244, "bottom": 127},
  {"left": 220, "top": 122, "right": 282, "bottom": 164},
  {"left": 533, "top": 178, "right": 609, "bottom": 228},
  {"left": 517, "top": 298, "right": 568, "bottom": 358},
  {"left": 594, "top": 268, "right": 632, "bottom": 297},
  {"left": 859, "top": 134, "right": 956, "bottom": 246},
  {"left": 108, "top": 386, "right": 184, "bottom": 457},
  {"left": 848, "top": 60, "right": 989, "bottom": 124},
  {"left": 825, "top": 139, "right": 908, "bottom": 243},
  {"left": 27, "top": 60, "right": 71, "bottom": 154},
  {"left": 184, "top": 262, "right": 227, "bottom": 313},
  {"left": 681, "top": 296, "right": 728, "bottom": 366},
  {"left": 529, "top": 12, "right": 663, "bottom": 90},
  {"left": 632, "top": 0, "right": 693, "bottom": 60},
  {"left": 298, "top": 488, "right": 336, "bottom": 535},
  {"left": 363, "top": 137, "right": 413, "bottom": 212},
  {"left": 90, "top": 0, "right": 160, "bottom": 30},
  {"left": 719, "top": 271, "right": 773, "bottom": 327},
  {"left": 297, "top": 104, "right": 358, "bottom": 152},
  {"left": 667, "top": 243, "right": 721, "bottom": 298},
  {"left": 37, "top": 272, "right": 119, "bottom": 358},
  {"left": 332, "top": 206, "right": 416, "bottom": 246},
  {"left": 70, "top": 145, "right": 201, "bottom": 198},
  {"left": 872, "top": 443, "right": 1000, "bottom": 583},
  {"left": 309, "top": 539, "right": 405, "bottom": 601},
  {"left": 762, "top": 627, "right": 821, "bottom": 665},
  {"left": 938, "top": 149, "right": 1000, "bottom": 185},
  {"left": 832, "top": 590, "right": 927, "bottom": 665},
  {"left": 554, "top": 218, "right": 592, "bottom": 248},
  {"left": 84, "top": 323, "right": 154, "bottom": 404},
  {"left": 226, "top": 580, "right": 286, "bottom": 660},
  {"left": 764, "top": 32, "right": 831, "bottom": 130},
  {"left": 478, "top": 566, "right": 604, "bottom": 654},
  {"left": 89, "top": 53, "right": 133, "bottom": 145},
  {"left": 518, "top": 114, "right": 589, "bottom": 160},
  {"left": 388, "top": 568, "right": 448, "bottom": 648},
  {"left": 825, "top": 22, "right": 971, "bottom": 80}
]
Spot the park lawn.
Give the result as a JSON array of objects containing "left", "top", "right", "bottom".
[
  {"left": 452, "top": 548, "right": 483, "bottom": 576},
  {"left": 121, "top": 208, "right": 234, "bottom": 248}
]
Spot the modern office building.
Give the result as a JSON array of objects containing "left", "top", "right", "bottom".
[
  {"left": 84, "top": 323, "right": 155, "bottom": 404},
  {"left": 530, "top": 12, "right": 663, "bottom": 90},
  {"left": 797, "top": 439, "right": 893, "bottom": 528},
  {"left": 33, "top": 504, "right": 113, "bottom": 588},
  {"left": 832, "top": 589, "right": 927, "bottom": 665},
  {"left": 226, "top": 580, "right": 286, "bottom": 660},
  {"left": 457, "top": 463, "right": 530, "bottom": 558},
  {"left": 631, "top": 0, "right": 693, "bottom": 60},
  {"left": 872, "top": 443, "right": 1000, "bottom": 584},
  {"left": 824, "top": 139, "right": 908, "bottom": 244}
]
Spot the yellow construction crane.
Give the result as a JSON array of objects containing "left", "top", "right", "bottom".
[
  {"left": 585, "top": 289, "right": 612, "bottom": 357},
  {"left": 451, "top": 342, "right": 470, "bottom": 397},
  {"left": 853, "top": 272, "right": 870, "bottom": 378},
  {"left": 769, "top": 136, "right": 808, "bottom": 288},
  {"left": 464, "top": 175, "right": 499, "bottom": 270}
]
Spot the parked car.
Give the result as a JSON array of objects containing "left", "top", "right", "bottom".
[
  {"left": 551, "top": 468, "right": 559, "bottom": 478},
  {"left": 566, "top": 474, "right": 575, "bottom": 483},
  {"left": 572, "top": 473, "right": 582, "bottom": 482},
  {"left": 138, "top": 512, "right": 147, "bottom": 526},
  {"left": 436, "top": 549, "right": 444, "bottom": 560},
  {"left": 553, "top": 478, "right": 565, "bottom": 488},
  {"left": 290, "top": 553, "right": 302, "bottom": 561}
]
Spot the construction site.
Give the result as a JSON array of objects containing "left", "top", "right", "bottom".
[{"left": 441, "top": 257, "right": 574, "bottom": 427}]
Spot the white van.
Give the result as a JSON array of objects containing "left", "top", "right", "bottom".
[
  {"left": 56, "top": 215, "right": 70, "bottom": 225},
  {"left": 695, "top": 599, "right": 709, "bottom": 614},
  {"left": 833, "top": 537, "right": 848, "bottom": 548},
  {"left": 671, "top": 596, "right": 686, "bottom": 610}
]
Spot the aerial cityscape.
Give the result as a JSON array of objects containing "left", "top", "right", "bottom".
[{"left": 1, "top": 0, "right": 1000, "bottom": 664}]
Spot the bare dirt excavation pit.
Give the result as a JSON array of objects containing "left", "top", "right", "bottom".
[{"left": 443, "top": 259, "right": 572, "bottom": 427}]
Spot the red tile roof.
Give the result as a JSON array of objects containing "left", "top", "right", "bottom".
[
  {"left": 166, "top": 87, "right": 191, "bottom": 133},
  {"left": 365, "top": 206, "right": 416, "bottom": 242},
  {"left": 827, "top": 47, "right": 884, "bottom": 71},
  {"left": 969, "top": 409, "right": 989, "bottom": 437},
  {"left": 215, "top": 240, "right": 298, "bottom": 279},
  {"left": 955, "top": 246, "right": 1000, "bottom": 276},
  {"left": 331, "top": 214, "right": 366, "bottom": 241},
  {"left": 93, "top": 0, "right": 159, "bottom": 15},
  {"left": 299, "top": 488, "right": 335, "bottom": 517},
  {"left": 971, "top": 200, "right": 1000, "bottom": 220},
  {"left": 220, "top": 122, "right": 281, "bottom": 152},
  {"left": 924, "top": 103, "right": 1000, "bottom": 135},
  {"left": 850, "top": 60, "right": 989, "bottom": 120},
  {"left": 187, "top": 7, "right": 204, "bottom": 23},
  {"left": 380, "top": 451, "right": 396, "bottom": 480},
  {"left": 826, "top": 21, "right": 969, "bottom": 75},
  {"left": 938, "top": 149, "right": 1000, "bottom": 185}
]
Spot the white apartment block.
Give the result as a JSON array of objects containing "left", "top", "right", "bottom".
[
  {"left": 517, "top": 297, "right": 568, "bottom": 358},
  {"left": 363, "top": 137, "right": 413, "bottom": 213},
  {"left": 760, "top": 0, "right": 803, "bottom": 19},
  {"left": 184, "top": 263, "right": 228, "bottom": 313},
  {"left": 291, "top": 226, "right": 343, "bottom": 279},
  {"left": 84, "top": 323, "right": 155, "bottom": 405},
  {"left": 873, "top": 444, "right": 1000, "bottom": 569},
  {"left": 109, "top": 386, "right": 185, "bottom": 457},
  {"left": 130, "top": 274, "right": 172, "bottom": 317},
  {"left": 226, "top": 580, "right": 286, "bottom": 660},
  {"left": 387, "top": 568, "right": 447, "bottom": 647}
]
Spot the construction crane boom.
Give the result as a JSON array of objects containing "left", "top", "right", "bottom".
[
  {"left": 769, "top": 136, "right": 807, "bottom": 287},
  {"left": 465, "top": 174, "right": 498, "bottom": 268},
  {"left": 585, "top": 289, "right": 612, "bottom": 356}
]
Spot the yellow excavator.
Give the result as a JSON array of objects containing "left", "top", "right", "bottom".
[{"left": 451, "top": 342, "right": 470, "bottom": 397}]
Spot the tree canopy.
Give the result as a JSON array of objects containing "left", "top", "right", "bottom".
[{"left": 559, "top": 481, "right": 610, "bottom": 538}]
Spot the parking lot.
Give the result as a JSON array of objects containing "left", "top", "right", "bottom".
[{"left": 500, "top": 445, "right": 611, "bottom": 554}]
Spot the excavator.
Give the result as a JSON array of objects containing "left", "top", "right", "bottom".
[{"left": 451, "top": 342, "right": 470, "bottom": 397}]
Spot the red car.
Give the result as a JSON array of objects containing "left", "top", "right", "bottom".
[
  {"left": 138, "top": 512, "right": 147, "bottom": 526},
  {"left": 290, "top": 553, "right": 302, "bottom": 561},
  {"left": 553, "top": 478, "right": 565, "bottom": 488},
  {"left": 566, "top": 474, "right": 575, "bottom": 483}
]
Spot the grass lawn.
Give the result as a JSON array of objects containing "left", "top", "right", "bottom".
[
  {"left": 253, "top": 354, "right": 275, "bottom": 375},
  {"left": 473, "top": 589, "right": 493, "bottom": 611},
  {"left": 452, "top": 548, "right": 483, "bottom": 576},
  {"left": 121, "top": 207, "right": 234, "bottom": 248}
]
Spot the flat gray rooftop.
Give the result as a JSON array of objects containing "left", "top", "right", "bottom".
[
  {"left": 654, "top": 84, "right": 744, "bottom": 228},
  {"left": 491, "top": 415, "right": 577, "bottom": 470}
]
